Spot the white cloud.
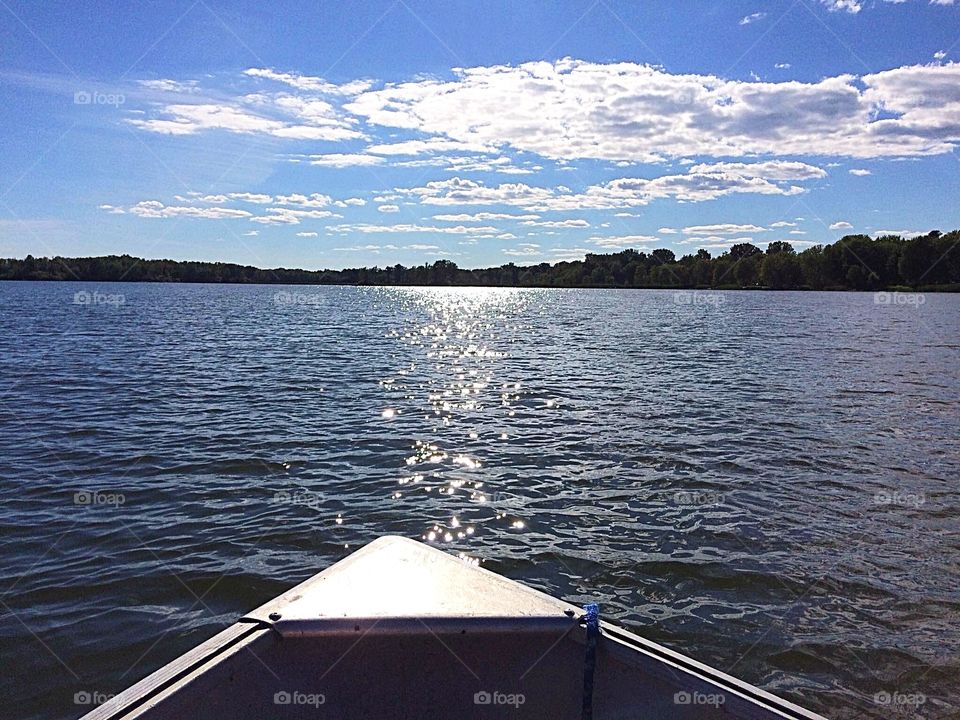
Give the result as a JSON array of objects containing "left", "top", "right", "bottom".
[
  {"left": 296, "top": 231, "right": 318, "bottom": 237},
  {"left": 740, "top": 12, "right": 766, "bottom": 25},
  {"left": 126, "top": 60, "right": 960, "bottom": 173},
  {"left": 566, "top": 178, "right": 797, "bottom": 210},
  {"left": 98, "top": 204, "right": 125, "bottom": 214},
  {"left": 547, "top": 247, "right": 591, "bottom": 262},
  {"left": 138, "top": 79, "right": 200, "bottom": 93},
  {"left": 378, "top": 204, "right": 400, "bottom": 213},
  {"left": 561, "top": 163, "right": 818, "bottom": 208},
  {"left": 520, "top": 219, "right": 590, "bottom": 228},
  {"left": 404, "top": 244, "right": 440, "bottom": 251},
  {"left": 683, "top": 223, "right": 766, "bottom": 235},
  {"left": 590, "top": 234, "right": 658, "bottom": 248},
  {"left": 398, "top": 161, "right": 823, "bottom": 212},
  {"left": 849, "top": 168, "right": 871, "bottom": 176},
  {"left": 229, "top": 192, "right": 273, "bottom": 204},
  {"left": 334, "top": 244, "right": 385, "bottom": 252},
  {"left": 386, "top": 152, "right": 535, "bottom": 174},
  {"left": 346, "top": 59, "right": 960, "bottom": 161},
  {"left": 128, "top": 200, "right": 252, "bottom": 219},
  {"left": 861, "top": 64, "right": 960, "bottom": 149},
  {"left": 872, "top": 228, "right": 927, "bottom": 237},
  {"left": 432, "top": 212, "right": 539, "bottom": 222},
  {"left": 243, "top": 68, "right": 372, "bottom": 96},
  {"left": 308, "top": 153, "right": 384, "bottom": 167},
  {"left": 120, "top": 192, "right": 354, "bottom": 227},
  {"left": 366, "top": 138, "right": 492, "bottom": 155},
  {"left": 775, "top": 63, "right": 792, "bottom": 69},
  {"left": 658, "top": 227, "right": 678, "bottom": 234},
  {"left": 687, "top": 160, "right": 826, "bottom": 181},
  {"left": 681, "top": 235, "right": 757, "bottom": 248},
  {"left": 275, "top": 193, "right": 331, "bottom": 207},
  {"left": 328, "top": 222, "right": 498, "bottom": 235},
  {"left": 829, "top": 221, "right": 854, "bottom": 230},
  {"left": 819, "top": 0, "right": 861, "bottom": 12},
  {"left": 503, "top": 243, "right": 541, "bottom": 257},
  {"left": 259, "top": 95, "right": 345, "bottom": 128},
  {"left": 129, "top": 102, "right": 362, "bottom": 141},
  {"left": 770, "top": 220, "right": 797, "bottom": 227},
  {"left": 242, "top": 230, "right": 259, "bottom": 236},
  {"left": 250, "top": 208, "right": 337, "bottom": 225},
  {"left": 175, "top": 193, "right": 227, "bottom": 203},
  {"left": 402, "top": 177, "right": 556, "bottom": 207},
  {"left": 440, "top": 156, "right": 534, "bottom": 174}
]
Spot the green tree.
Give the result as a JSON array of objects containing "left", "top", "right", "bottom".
[
  {"left": 798, "top": 246, "right": 828, "bottom": 289},
  {"left": 766, "top": 241, "right": 795, "bottom": 255},
  {"left": 898, "top": 233, "right": 934, "bottom": 285},
  {"left": 734, "top": 254, "right": 762, "bottom": 287},
  {"left": 651, "top": 248, "right": 676, "bottom": 265},
  {"left": 761, "top": 252, "right": 803, "bottom": 289},
  {"left": 729, "top": 243, "right": 763, "bottom": 261}
]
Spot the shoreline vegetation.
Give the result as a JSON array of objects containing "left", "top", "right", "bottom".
[{"left": 2, "top": 231, "right": 958, "bottom": 291}]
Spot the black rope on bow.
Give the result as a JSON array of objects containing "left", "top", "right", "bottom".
[{"left": 581, "top": 603, "right": 600, "bottom": 720}]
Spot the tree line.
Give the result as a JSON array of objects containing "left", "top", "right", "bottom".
[{"left": 1, "top": 231, "right": 957, "bottom": 290}]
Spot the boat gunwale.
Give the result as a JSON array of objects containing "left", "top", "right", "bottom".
[
  {"left": 76, "top": 536, "right": 829, "bottom": 720},
  {"left": 78, "top": 623, "right": 270, "bottom": 720},
  {"left": 599, "top": 621, "right": 825, "bottom": 720}
]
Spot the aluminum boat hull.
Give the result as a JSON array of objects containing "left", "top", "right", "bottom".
[{"left": 78, "top": 536, "right": 826, "bottom": 719}]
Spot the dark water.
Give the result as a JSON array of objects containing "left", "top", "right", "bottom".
[{"left": 0, "top": 282, "right": 957, "bottom": 719}]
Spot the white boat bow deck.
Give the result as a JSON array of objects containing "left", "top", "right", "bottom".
[{"left": 79, "top": 536, "right": 827, "bottom": 719}]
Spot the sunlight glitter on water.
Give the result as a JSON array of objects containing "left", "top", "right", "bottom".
[{"left": 375, "top": 287, "right": 548, "bottom": 547}]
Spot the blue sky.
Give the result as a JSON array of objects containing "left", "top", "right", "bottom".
[{"left": 1, "top": 0, "right": 959, "bottom": 270}]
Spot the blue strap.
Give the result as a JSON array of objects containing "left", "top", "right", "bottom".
[{"left": 581, "top": 603, "right": 600, "bottom": 720}]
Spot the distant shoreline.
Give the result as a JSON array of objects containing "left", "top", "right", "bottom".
[
  {"left": 2, "top": 231, "right": 958, "bottom": 292},
  {"left": 2, "top": 278, "right": 958, "bottom": 293}
]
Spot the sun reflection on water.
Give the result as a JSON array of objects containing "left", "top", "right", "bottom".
[{"left": 373, "top": 287, "right": 557, "bottom": 560}]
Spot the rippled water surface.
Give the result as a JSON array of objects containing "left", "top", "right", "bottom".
[{"left": 1, "top": 282, "right": 958, "bottom": 719}]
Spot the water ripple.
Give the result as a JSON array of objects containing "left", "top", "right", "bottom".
[{"left": 0, "top": 283, "right": 958, "bottom": 719}]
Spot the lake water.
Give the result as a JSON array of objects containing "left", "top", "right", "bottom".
[{"left": 0, "top": 282, "right": 957, "bottom": 719}]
